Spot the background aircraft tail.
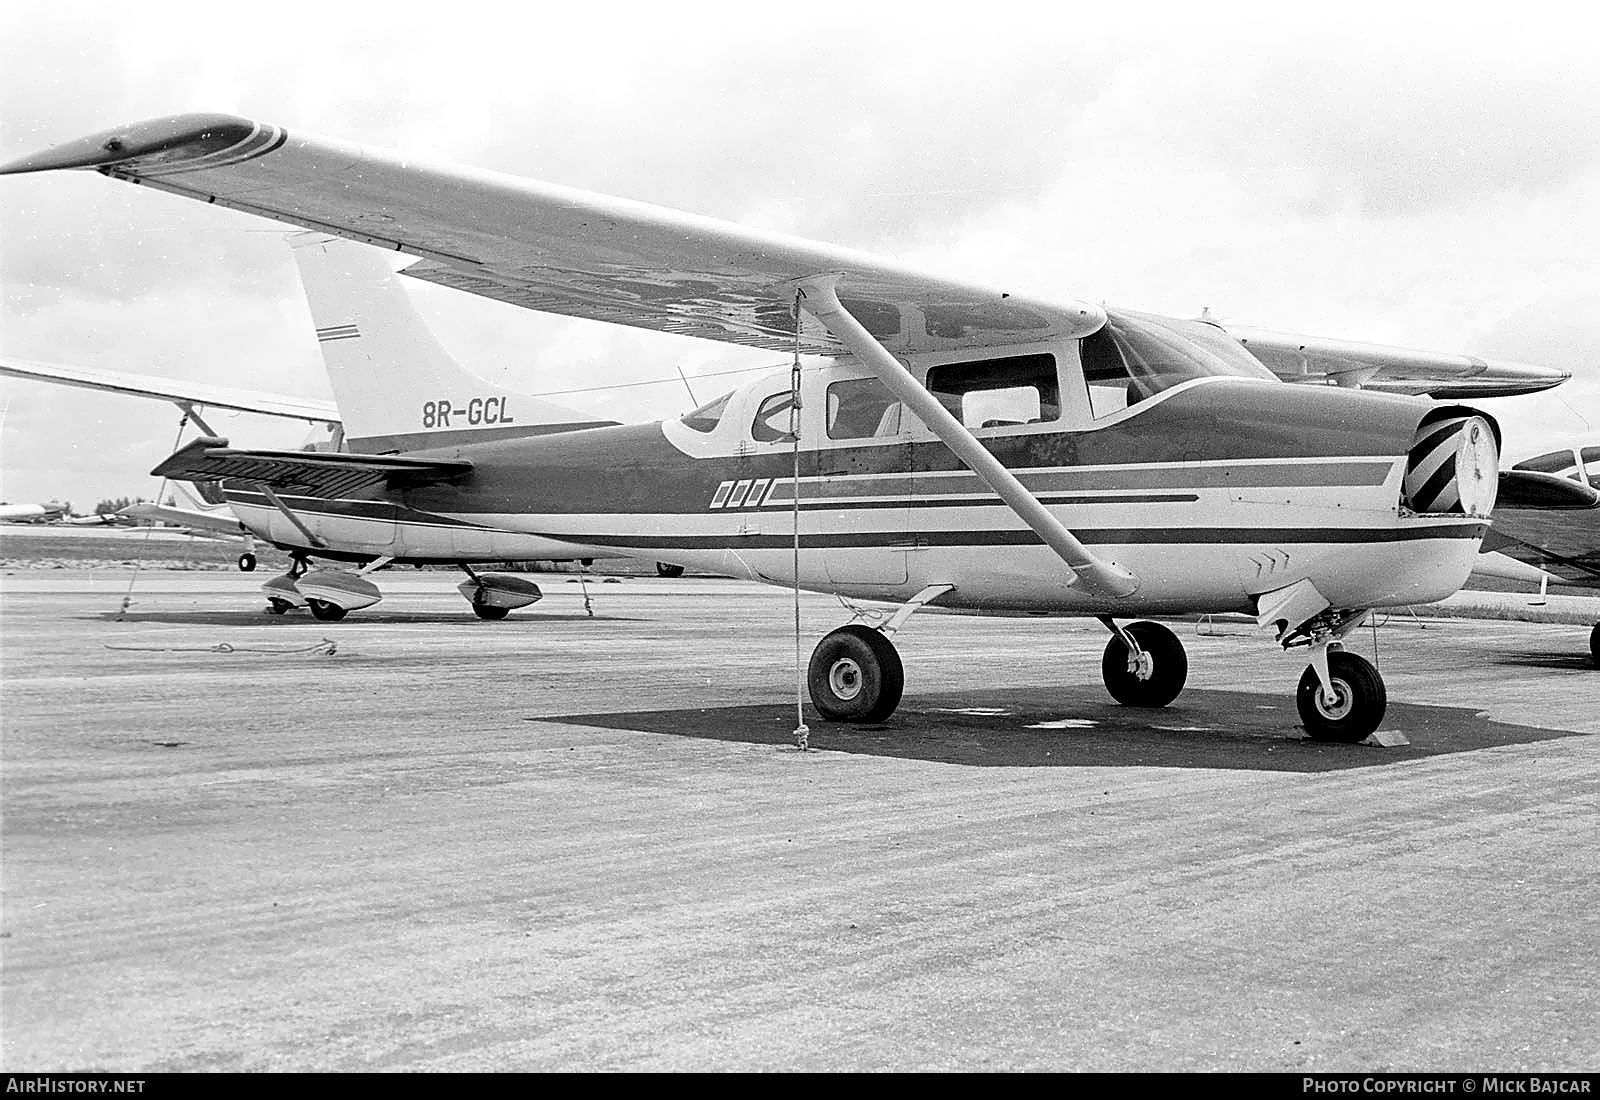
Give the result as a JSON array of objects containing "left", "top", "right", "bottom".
[{"left": 289, "top": 234, "right": 612, "bottom": 453}]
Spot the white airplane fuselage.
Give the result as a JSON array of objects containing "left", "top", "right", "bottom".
[{"left": 221, "top": 328, "right": 1498, "bottom": 622}]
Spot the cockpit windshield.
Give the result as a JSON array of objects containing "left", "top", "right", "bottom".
[
  {"left": 679, "top": 391, "right": 733, "bottom": 433},
  {"left": 1080, "top": 309, "right": 1276, "bottom": 418}
]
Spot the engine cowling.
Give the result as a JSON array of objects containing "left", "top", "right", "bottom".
[{"left": 1402, "top": 410, "right": 1499, "bottom": 516}]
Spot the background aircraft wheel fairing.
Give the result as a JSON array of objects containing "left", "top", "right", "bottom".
[
  {"left": 1100, "top": 621, "right": 1188, "bottom": 708},
  {"left": 1296, "top": 650, "right": 1387, "bottom": 742},
  {"left": 238, "top": 552, "right": 257, "bottom": 572},
  {"left": 296, "top": 569, "right": 381, "bottom": 618},
  {"left": 807, "top": 625, "right": 905, "bottom": 724}
]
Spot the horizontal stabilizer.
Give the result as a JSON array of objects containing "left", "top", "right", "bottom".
[{"left": 152, "top": 437, "right": 471, "bottom": 497}]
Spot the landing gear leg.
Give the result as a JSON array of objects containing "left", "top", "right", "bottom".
[{"left": 1099, "top": 618, "right": 1188, "bottom": 707}]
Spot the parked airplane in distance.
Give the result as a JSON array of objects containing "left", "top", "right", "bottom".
[
  {"left": 1487, "top": 445, "right": 1600, "bottom": 667},
  {"left": 0, "top": 501, "right": 70, "bottom": 524},
  {"left": 2, "top": 113, "right": 1563, "bottom": 741}
]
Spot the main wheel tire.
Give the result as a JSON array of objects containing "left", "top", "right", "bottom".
[
  {"left": 807, "top": 625, "right": 904, "bottom": 723},
  {"left": 238, "top": 552, "right": 257, "bottom": 573},
  {"left": 264, "top": 598, "right": 293, "bottom": 615},
  {"left": 306, "top": 598, "right": 348, "bottom": 622},
  {"left": 1297, "top": 651, "right": 1386, "bottom": 742},
  {"left": 1100, "top": 621, "right": 1188, "bottom": 707},
  {"left": 656, "top": 562, "right": 686, "bottom": 578},
  {"left": 472, "top": 603, "right": 510, "bottom": 620}
]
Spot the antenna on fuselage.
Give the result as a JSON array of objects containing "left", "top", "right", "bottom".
[{"left": 675, "top": 366, "right": 700, "bottom": 407}]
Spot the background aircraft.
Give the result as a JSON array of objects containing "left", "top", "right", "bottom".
[
  {"left": 1486, "top": 445, "right": 1600, "bottom": 666},
  {"left": 0, "top": 501, "right": 70, "bottom": 523}
]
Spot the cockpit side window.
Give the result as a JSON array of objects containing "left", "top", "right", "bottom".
[
  {"left": 924, "top": 353, "right": 1059, "bottom": 430},
  {"left": 679, "top": 391, "right": 733, "bottom": 433},
  {"left": 1081, "top": 311, "right": 1275, "bottom": 419},
  {"left": 826, "top": 377, "right": 907, "bottom": 440},
  {"left": 751, "top": 391, "right": 796, "bottom": 443}
]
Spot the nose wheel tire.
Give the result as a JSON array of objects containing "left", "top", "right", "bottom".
[
  {"left": 1101, "top": 621, "right": 1188, "bottom": 707},
  {"left": 1297, "top": 651, "right": 1386, "bottom": 742},
  {"left": 306, "top": 598, "right": 348, "bottom": 622},
  {"left": 807, "top": 625, "right": 904, "bottom": 723}
]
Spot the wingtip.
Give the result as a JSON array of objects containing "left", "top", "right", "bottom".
[{"left": 0, "top": 113, "right": 269, "bottom": 176}]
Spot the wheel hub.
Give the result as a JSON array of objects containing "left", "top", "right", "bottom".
[
  {"left": 1317, "top": 679, "right": 1353, "bottom": 720},
  {"left": 829, "top": 657, "right": 863, "bottom": 701}
]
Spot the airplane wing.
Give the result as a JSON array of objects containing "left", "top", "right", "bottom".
[
  {"left": 152, "top": 436, "right": 472, "bottom": 497},
  {"left": 0, "top": 114, "right": 1104, "bottom": 356},
  {"left": 0, "top": 356, "right": 341, "bottom": 424},
  {"left": 1481, "top": 447, "right": 1600, "bottom": 588},
  {"left": 1221, "top": 326, "right": 1570, "bottom": 399}
]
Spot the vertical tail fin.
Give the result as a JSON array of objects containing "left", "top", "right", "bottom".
[{"left": 288, "top": 234, "right": 613, "bottom": 453}]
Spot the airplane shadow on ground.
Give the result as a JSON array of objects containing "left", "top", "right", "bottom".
[
  {"left": 94, "top": 610, "right": 643, "bottom": 627},
  {"left": 1488, "top": 649, "right": 1597, "bottom": 672},
  {"left": 531, "top": 686, "right": 1589, "bottom": 773}
]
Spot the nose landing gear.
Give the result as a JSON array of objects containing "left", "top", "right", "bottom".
[{"left": 1281, "top": 610, "right": 1387, "bottom": 742}]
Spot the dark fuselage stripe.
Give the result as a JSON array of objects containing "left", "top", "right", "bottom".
[{"left": 541, "top": 524, "right": 1490, "bottom": 551}]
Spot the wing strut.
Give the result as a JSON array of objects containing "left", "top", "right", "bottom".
[{"left": 793, "top": 279, "right": 1138, "bottom": 599}]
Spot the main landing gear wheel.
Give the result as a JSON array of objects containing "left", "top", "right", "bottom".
[
  {"left": 1101, "top": 621, "right": 1188, "bottom": 708},
  {"left": 1297, "top": 650, "right": 1386, "bottom": 743},
  {"left": 264, "top": 598, "right": 295, "bottom": 615},
  {"left": 306, "top": 598, "right": 348, "bottom": 622},
  {"left": 237, "top": 552, "right": 257, "bottom": 573},
  {"left": 807, "top": 625, "right": 904, "bottom": 723},
  {"left": 656, "top": 562, "right": 685, "bottom": 578},
  {"left": 472, "top": 601, "right": 510, "bottom": 621}
]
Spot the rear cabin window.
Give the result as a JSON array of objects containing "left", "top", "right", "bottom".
[{"left": 924, "top": 353, "right": 1060, "bottom": 430}]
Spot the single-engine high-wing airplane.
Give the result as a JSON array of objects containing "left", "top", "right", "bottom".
[
  {"left": 3, "top": 115, "right": 1537, "bottom": 740},
  {"left": 1483, "top": 445, "right": 1600, "bottom": 667}
]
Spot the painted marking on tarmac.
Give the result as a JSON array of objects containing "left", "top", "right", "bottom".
[
  {"left": 1026, "top": 719, "right": 1098, "bottom": 729},
  {"left": 930, "top": 707, "right": 1013, "bottom": 716}
]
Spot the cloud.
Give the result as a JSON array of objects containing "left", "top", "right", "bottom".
[{"left": 2, "top": 1, "right": 1595, "bottom": 509}]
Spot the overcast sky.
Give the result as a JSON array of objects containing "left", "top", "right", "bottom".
[{"left": 2, "top": 1, "right": 1596, "bottom": 509}]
